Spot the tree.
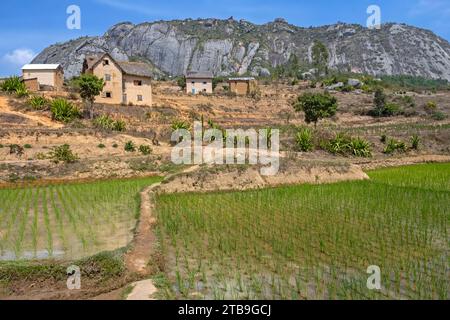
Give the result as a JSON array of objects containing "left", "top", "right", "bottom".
[
  {"left": 292, "top": 92, "right": 338, "bottom": 127},
  {"left": 177, "top": 76, "right": 186, "bottom": 90},
  {"left": 71, "top": 74, "right": 105, "bottom": 119},
  {"left": 312, "top": 40, "right": 329, "bottom": 77},
  {"left": 369, "top": 88, "right": 387, "bottom": 117}
]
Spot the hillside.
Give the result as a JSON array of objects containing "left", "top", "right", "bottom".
[{"left": 33, "top": 18, "right": 450, "bottom": 80}]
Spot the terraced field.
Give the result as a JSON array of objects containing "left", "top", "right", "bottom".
[
  {"left": 155, "top": 163, "right": 449, "bottom": 300},
  {"left": 0, "top": 177, "right": 161, "bottom": 261}
]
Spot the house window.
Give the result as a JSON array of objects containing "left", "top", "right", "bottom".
[
  {"left": 203, "top": 89, "right": 207, "bottom": 92},
  {"left": 105, "top": 74, "right": 111, "bottom": 81},
  {"left": 134, "top": 80, "right": 143, "bottom": 86},
  {"left": 203, "top": 82, "right": 207, "bottom": 85},
  {"left": 137, "top": 95, "right": 143, "bottom": 102},
  {"left": 103, "top": 59, "right": 109, "bottom": 66},
  {"left": 191, "top": 81, "right": 195, "bottom": 85},
  {"left": 105, "top": 92, "right": 112, "bottom": 98}
]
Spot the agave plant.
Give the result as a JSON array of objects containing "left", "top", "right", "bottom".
[
  {"left": 171, "top": 120, "right": 190, "bottom": 131},
  {"left": 28, "top": 95, "right": 48, "bottom": 110},
  {"left": 295, "top": 128, "right": 314, "bottom": 152},
  {"left": 348, "top": 137, "right": 372, "bottom": 158},
  {"left": 15, "top": 87, "right": 29, "bottom": 98},
  {"left": 1, "top": 76, "right": 25, "bottom": 93},
  {"left": 50, "top": 98, "right": 81, "bottom": 123},
  {"left": 327, "top": 133, "right": 351, "bottom": 155}
]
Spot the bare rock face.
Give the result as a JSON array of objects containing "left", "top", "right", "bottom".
[{"left": 33, "top": 18, "right": 450, "bottom": 80}]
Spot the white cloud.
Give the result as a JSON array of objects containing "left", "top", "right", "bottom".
[{"left": 2, "top": 48, "right": 36, "bottom": 66}]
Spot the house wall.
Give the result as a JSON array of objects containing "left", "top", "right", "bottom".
[
  {"left": 92, "top": 58, "right": 123, "bottom": 105},
  {"left": 123, "top": 75, "right": 152, "bottom": 106},
  {"left": 186, "top": 78, "right": 213, "bottom": 94},
  {"left": 23, "top": 70, "right": 56, "bottom": 87},
  {"left": 229, "top": 80, "right": 258, "bottom": 95},
  {"left": 53, "top": 69, "right": 64, "bottom": 91},
  {"left": 229, "top": 81, "right": 249, "bottom": 95},
  {"left": 23, "top": 78, "right": 39, "bottom": 91}
]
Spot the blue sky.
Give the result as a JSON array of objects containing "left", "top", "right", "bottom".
[{"left": 1, "top": 0, "right": 449, "bottom": 76}]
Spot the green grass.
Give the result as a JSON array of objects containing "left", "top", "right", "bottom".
[
  {"left": 0, "top": 177, "right": 162, "bottom": 261},
  {"left": 155, "top": 163, "right": 449, "bottom": 300}
]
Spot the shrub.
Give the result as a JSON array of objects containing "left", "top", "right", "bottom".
[
  {"left": 425, "top": 101, "right": 437, "bottom": 111},
  {"left": 248, "top": 87, "right": 262, "bottom": 100},
  {"left": 139, "top": 145, "right": 152, "bottom": 155},
  {"left": 0, "top": 144, "right": 3, "bottom": 148},
  {"left": 1, "top": 76, "right": 25, "bottom": 93},
  {"left": 384, "top": 139, "right": 407, "bottom": 155},
  {"left": 400, "top": 95, "right": 416, "bottom": 108},
  {"left": 369, "top": 88, "right": 387, "bottom": 117},
  {"left": 23, "top": 144, "right": 32, "bottom": 149},
  {"left": 295, "top": 128, "right": 314, "bottom": 152},
  {"left": 431, "top": 111, "right": 446, "bottom": 121},
  {"left": 177, "top": 76, "right": 186, "bottom": 90},
  {"left": 383, "top": 103, "right": 401, "bottom": 116},
  {"left": 292, "top": 92, "right": 338, "bottom": 127},
  {"left": 50, "top": 98, "right": 81, "bottom": 123},
  {"left": 112, "top": 143, "right": 118, "bottom": 148},
  {"left": 28, "top": 96, "right": 48, "bottom": 110},
  {"left": 380, "top": 134, "right": 388, "bottom": 144},
  {"left": 48, "top": 144, "right": 78, "bottom": 163},
  {"left": 411, "top": 135, "right": 420, "bottom": 150},
  {"left": 124, "top": 141, "right": 136, "bottom": 152},
  {"left": 339, "top": 85, "right": 354, "bottom": 93},
  {"left": 98, "top": 144, "right": 106, "bottom": 149},
  {"left": 9, "top": 144, "right": 25, "bottom": 157},
  {"left": 35, "top": 152, "right": 47, "bottom": 160}
]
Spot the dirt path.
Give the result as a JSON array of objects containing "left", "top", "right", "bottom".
[
  {"left": 122, "top": 166, "right": 199, "bottom": 300},
  {"left": 0, "top": 95, "right": 63, "bottom": 128},
  {"left": 124, "top": 183, "right": 161, "bottom": 274}
]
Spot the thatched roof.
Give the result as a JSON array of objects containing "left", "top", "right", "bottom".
[
  {"left": 83, "top": 53, "right": 152, "bottom": 78},
  {"left": 118, "top": 62, "right": 153, "bottom": 78},
  {"left": 186, "top": 71, "right": 213, "bottom": 79}
]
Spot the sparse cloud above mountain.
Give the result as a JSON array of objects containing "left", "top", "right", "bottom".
[{"left": 2, "top": 48, "right": 36, "bottom": 66}]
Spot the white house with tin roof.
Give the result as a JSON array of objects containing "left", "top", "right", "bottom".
[{"left": 21, "top": 64, "right": 64, "bottom": 91}]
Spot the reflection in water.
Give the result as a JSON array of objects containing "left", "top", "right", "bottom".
[{"left": 0, "top": 250, "right": 65, "bottom": 261}]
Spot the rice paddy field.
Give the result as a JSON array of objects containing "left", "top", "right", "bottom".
[
  {"left": 0, "top": 177, "right": 161, "bottom": 261},
  {"left": 155, "top": 163, "right": 449, "bottom": 300}
]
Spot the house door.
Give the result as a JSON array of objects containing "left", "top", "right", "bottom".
[
  {"left": 192, "top": 88, "right": 196, "bottom": 94},
  {"left": 122, "top": 94, "right": 127, "bottom": 104}
]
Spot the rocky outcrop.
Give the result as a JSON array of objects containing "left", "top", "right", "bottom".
[{"left": 33, "top": 18, "right": 450, "bottom": 81}]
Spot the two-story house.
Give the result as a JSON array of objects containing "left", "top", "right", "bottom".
[{"left": 83, "top": 53, "right": 153, "bottom": 106}]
